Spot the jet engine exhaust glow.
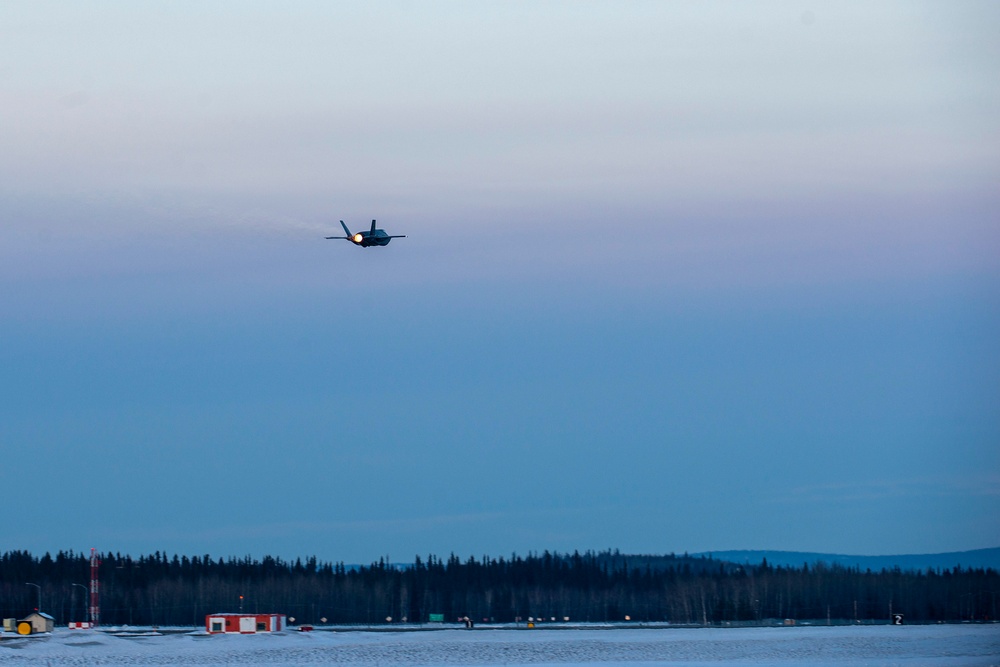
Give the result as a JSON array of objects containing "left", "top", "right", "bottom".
[{"left": 325, "top": 220, "right": 406, "bottom": 248}]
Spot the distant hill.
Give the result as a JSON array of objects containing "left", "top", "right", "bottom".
[{"left": 691, "top": 547, "right": 1000, "bottom": 572}]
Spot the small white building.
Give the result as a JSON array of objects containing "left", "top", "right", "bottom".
[{"left": 18, "top": 612, "right": 55, "bottom": 634}]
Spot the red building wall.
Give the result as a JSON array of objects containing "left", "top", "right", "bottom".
[{"left": 205, "top": 613, "right": 284, "bottom": 633}]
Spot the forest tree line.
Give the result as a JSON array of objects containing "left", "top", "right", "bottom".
[{"left": 0, "top": 549, "right": 995, "bottom": 626}]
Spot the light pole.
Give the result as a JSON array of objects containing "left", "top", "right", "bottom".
[
  {"left": 71, "top": 583, "right": 88, "bottom": 624},
  {"left": 25, "top": 582, "right": 41, "bottom": 613}
]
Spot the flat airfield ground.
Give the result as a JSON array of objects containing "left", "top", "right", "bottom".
[{"left": 1, "top": 623, "right": 997, "bottom": 666}]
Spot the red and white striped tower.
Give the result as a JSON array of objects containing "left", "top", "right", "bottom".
[{"left": 89, "top": 548, "right": 100, "bottom": 627}]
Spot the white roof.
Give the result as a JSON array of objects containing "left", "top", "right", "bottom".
[
  {"left": 22, "top": 611, "right": 55, "bottom": 620},
  {"left": 208, "top": 612, "right": 283, "bottom": 617}
]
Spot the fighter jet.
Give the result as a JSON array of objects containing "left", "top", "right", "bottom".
[{"left": 326, "top": 220, "right": 405, "bottom": 247}]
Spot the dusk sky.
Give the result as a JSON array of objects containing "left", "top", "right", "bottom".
[{"left": 2, "top": 2, "right": 997, "bottom": 564}]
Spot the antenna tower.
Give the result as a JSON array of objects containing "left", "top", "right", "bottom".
[{"left": 89, "top": 548, "right": 100, "bottom": 627}]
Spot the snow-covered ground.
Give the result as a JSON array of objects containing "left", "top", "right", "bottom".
[{"left": 1, "top": 624, "right": 997, "bottom": 666}]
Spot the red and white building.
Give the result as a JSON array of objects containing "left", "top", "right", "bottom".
[{"left": 205, "top": 613, "right": 286, "bottom": 634}]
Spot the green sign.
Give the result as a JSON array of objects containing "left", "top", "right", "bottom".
[{"left": 428, "top": 614, "right": 445, "bottom": 623}]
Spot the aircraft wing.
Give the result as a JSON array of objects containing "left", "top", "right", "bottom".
[{"left": 325, "top": 236, "right": 350, "bottom": 239}]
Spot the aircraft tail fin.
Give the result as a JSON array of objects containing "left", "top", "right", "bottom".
[
  {"left": 370, "top": 219, "right": 377, "bottom": 234},
  {"left": 340, "top": 220, "right": 352, "bottom": 237}
]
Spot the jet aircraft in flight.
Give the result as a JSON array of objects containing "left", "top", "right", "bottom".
[{"left": 326, "top": 220, "right": 405, "bottom": 247}]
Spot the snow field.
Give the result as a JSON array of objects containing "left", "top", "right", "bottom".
[{"left": 0, "top": 624, "right": 997, "bottom": 666}]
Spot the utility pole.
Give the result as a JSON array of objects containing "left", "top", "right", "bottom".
[
  {"left": 25, "top": 582, "right": 41, "bottom": 613},
  {"left": 71, "top": 583, "right": 88, "bottom": 624}
]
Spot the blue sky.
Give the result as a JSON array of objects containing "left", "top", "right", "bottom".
[{"left": 1, "top": 1, "right": 997, "bottom": 563}]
